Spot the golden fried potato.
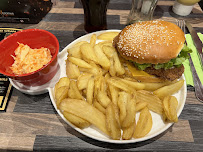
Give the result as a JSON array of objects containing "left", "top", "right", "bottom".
[
  {"left": 79, "top": 61, "right": 102, "bottom": 76},
  {"left": 86, "top": 77, "right": 95, "bottom": 105},
  {"left": 133, "top": 107, "right": 152, "bottom": 138},
  {"left": 98, "top": 40, "right": 112, "bottom": 48},
  {"left": 73, "top": 41, "right": 88, "bottom": 47},
  {"left": 136, "top": 90, "right": 163, "bottom": 115},
  {"left": 80, "top": 43, "right": 98, "bottom": 63},
  {"left": 107, "top": 78, "right": 135, "bottom": 93},
  {"left": 63, "top": 111, "right": 90, "bottom": 129},
  {"left": 153, "top": 80, "right": 184, "bottom": 99},
  {"left": 102, "top": 46, "right": 115, "bottom": 58},
  {"left": 169, "top": 96, "right": 178, "bottom": 122},
  {"left": 94, "top": 44, "right": 110, "bottom": 70},
  {"left": 67, "top": 46, "right": 82, "bottom": 59},
  {"left": 104, "top": 72, "right": 110, "bottom": 80},
  {"left": 113, "top": 52, "right": 125, "bottom": 75},
  {"left": 108, "top": 84, "right": 119, "bottom": 105},
  {"left": 106, "top": 103, "right": 121, "bottom": 140},
  {"left": 59, "top": 98, "right": 109, "bottom": 136},
  {"left": 68, "top": 80, "right": 84, "bottom": 100},
  {"left": 121, "top": 98, "right": 136, "bottom": 128},
  {"left": 90, "top": 34, "right": 97, "bottom": 47},
  {"left": 109, "top": 58, "right": 116, "bottom": 77},
  {"left": 94, "top": 75, "right": 102, "bottom": 98},
  {"left": 97, "top": 91, "right": 111, "bottom": 108},
  {"left": 93, "top": 100, "right": 106, "bottom": 114},
  {"left": 77, "top": 73, "right": 93, "bottom": 90},
  {"left": 143, "top": 80, "right": 176, "bottom": 91},
  {"left": 100, "top": 76, "right": 107, "bottom": 93},
  {"left": 135, "top": 102, "right": 148, "bottom": 112},
  {"left": 97, "top": 32, "right": 119, "bottom": 41},
  {"left": 66, "top": 61, "right": 80, "bottom": 79},
  {"left": 55, "top": 86, "right": 69, "bottom": 107},
  {"left": 163, "top": 96, "right": 178, "bottom": 122},
  {"left": 118, "top": 92, "right": 130, "bottom": 124},
  {"left": 121, "top": 79, "right": 145, "bottom": 90},
  {"left": 122, "top": 122, "right": 136, "bottom": 140},
  {"left": 54, "top": 77, "right": 70, "bottom": 95},
  {"left": 68, "top": 57, "right": 92, "bottom": 69}
]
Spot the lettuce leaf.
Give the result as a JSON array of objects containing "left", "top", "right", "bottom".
[{"left": 134, "top": 44, "right": 192, "bottom": 70}]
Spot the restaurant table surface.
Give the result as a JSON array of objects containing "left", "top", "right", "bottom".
[{"left": 0, "top": 0, "right": 203, "bottom": 151}]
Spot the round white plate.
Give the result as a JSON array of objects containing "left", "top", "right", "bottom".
[{"left": 48, "top": 30, "right": 187, "bottom": 144}]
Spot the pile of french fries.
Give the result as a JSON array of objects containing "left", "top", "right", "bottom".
[{"left": 54, "top": 32, "right": 184, "bottom": 140}]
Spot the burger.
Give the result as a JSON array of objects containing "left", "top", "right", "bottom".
[{"left": 113, "top": 20, "right": 192, "bottom": 81}]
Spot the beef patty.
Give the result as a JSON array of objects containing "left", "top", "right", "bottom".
[{"left": 144, "top": 65, "right": 184, "bottom": 81}]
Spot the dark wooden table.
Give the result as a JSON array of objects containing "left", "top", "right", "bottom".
[{"left": 0, "top": 0, "right": 203, "bottom": 151}]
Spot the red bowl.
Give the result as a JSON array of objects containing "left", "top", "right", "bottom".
[{"left": 0, "top": 29, "right": 59, "bottom": 87}]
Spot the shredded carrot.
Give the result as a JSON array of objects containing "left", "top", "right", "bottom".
[{"left": 10, "top": 43, "right": 52, "bottom": 75}]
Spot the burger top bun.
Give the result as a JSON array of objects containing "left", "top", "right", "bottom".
[{"left": 114, "top": 20, "right": 185, "bottom": 64}]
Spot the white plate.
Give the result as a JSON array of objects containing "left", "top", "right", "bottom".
[{"left": 48, "top": 30, "right": 187, "bottom": 144}]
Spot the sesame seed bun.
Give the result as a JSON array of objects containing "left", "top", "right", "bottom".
[{"left": 114, "top": 20, "right": 185, "bottom": 64}]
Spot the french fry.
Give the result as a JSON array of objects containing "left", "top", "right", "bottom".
[
  {"left": 97, "top": 91, "right": 111, "bottom": 108},
  {"left": 162, "top": 112, "right": 168, "bottom": 123},
  {"left": 79, "top": 62, "right": 102, "bottom": 76},
  {"left": 122, "top": 122, "right": 136, "bottom": 140},
  {"left": 163, "top": 96, "right": 178, "bottom": 122},
  {"left": 98, "top": 40, "right": 112, "bottom": 48},
  {"left": 108, "top": 84, "right": 119, "bottom": 105},
  {"left": 59, "top": 99, "right": 109, "bottom": 136},
  {"left": 107, "top": 78, "right": 135, "bottom": 93},
  {"left": 68, "top": 80, "right": 84, "bottom": 100},
  {"left": 102, "top": 46, "right": 115, "bottom": 58},
  {"left": 89, "top": 61, "right": 103, "bottom": 76},
  {"left": 94, "top": 75, "right": 102, "bottom": 98},
  {"left": 120, "top": 79, "right": 145, "bottom": 90},
  {"left": 80, "top": 43, "right": 98, "bottom": 63},
  {"left": 100, "top": 76, "right": 107, "bottom": 93},
  {"left": 113, "top": 52, "right": 125, "bottom": 75},
  {"left": 86, "top": 77, "right": 94, "bottom": 105},
  {"left": 93, "top": 100, "right": 106, "bottom": 114},
  {"left": 121, "top": 98, "right": 136, "bottom": 128},
  {"left": 109, "top": 58, "right": 116, "bottom": 76},
  {"left": 66, "top": 61, "right": 80, "bottom": 79},
  {"left": 118, "top": 92, "right": 131, "bottom": 124},
  {"left": 54, "top": 77, "right": 70, "bottom": 95},
  {"left": 67, "top": 46, "right": 82, "bottom": 59},
  {"left": 73, "top": 41, "right": 88, "bottom": 47},
  {"left": 94, "top": 44, "right": 110, "bottom": 70},
  {"left": 77, "top": 73, "right": 93, "bottom": 90},
  {"left": 143, "top": 80, "right": 175, "bottom": 91},
  {"left": 90, "top": 34, "right": 97, "bottom": 47},
  {"left": 102, "top": 42, "right": 113, "bottom": 47},
  {"left": 135, "top": 102, "right": 148, "bottom": 112},
  {"left": 104, "top": 72, "right": 110, "bottom": 80},
  {"left": 55, "top": 86, "right": 69, "bottom": 107},
  {"left": 97, "top": 32, "right": 119, "bottom": 41},
  {"left": 63, "top": 111, "right": 90, "bottom": 129},
  {"left": 169, "top": 96, "right": 178, "bottom": 122},
  {"left": 134, "top": 76, "right": 165, "bottom": 83},
  {"left": 106, "top": 103, "right": 121, "bottom": 140},
  {"left": 133, "top": 107, "right": 153, "bottom": 138},
  {"left": 153, "top": 80, "right": 184, "bottom": 99},
  {"left": 68, "top": 57, "right": 92, "bottom": 69},
  {"left": 136, "top": 90, "right": 163, "bottom": 115}
]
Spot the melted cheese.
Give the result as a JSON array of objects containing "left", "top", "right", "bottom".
[{"left": 126, "top": 62, "right": 153, "bottom": 77}]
